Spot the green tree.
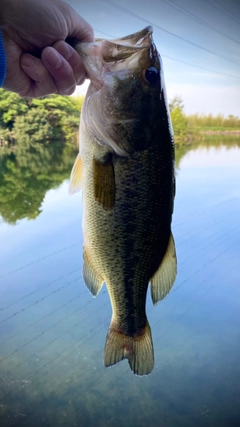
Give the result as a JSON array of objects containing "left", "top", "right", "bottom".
[
  {"left": 169, "top": 95, "right": 184, "bottom": 113},
  {"left": 0, "top": 90, "right": 82, "bottom": 144},
  {"left": 169, "top": 96, "right": 188, "bottom": 141},
  {"left": 171, "top": 106, "right": 188, "bottom": 139},
  {"left": 31, "top": 95, "right": 80, "bottom": 141},
  {"left": 13, "top": 108, "right": 54, "bottom": 145},
  {"left": 0, "top": 89, "right": 28, "bottom": 129},
  {"left": 186, "top": 113, "right": 240, "bottom": 130}
]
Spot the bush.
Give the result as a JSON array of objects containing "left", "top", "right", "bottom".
[{"left": 13, "top": 109, "right": 54, "bottom": 145}]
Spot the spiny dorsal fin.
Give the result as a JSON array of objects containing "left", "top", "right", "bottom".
[
  {"left": 68, "top": 154, "right": 82, "bottom": 195},
  {"left": 150, "top": 232, "right": 177, "bottom": 305},
  {"left": 104, "top": 320, "right": 154, "bottom": 376},
  {"left": 83, "top": 249, "right": 104, "bottom": 297},
  {"left": 93, "top": 156, "right": 115, "bottom": 210}
]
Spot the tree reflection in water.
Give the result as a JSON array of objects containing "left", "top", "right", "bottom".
[
  {"left": 0, "top": 140, "right": 77, "bottom": 224},
  {"left": 0, "top": 136, "right": 239, "bottom": 225}
]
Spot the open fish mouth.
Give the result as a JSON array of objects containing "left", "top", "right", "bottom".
[
  {"left": 73, "top": 26, "right": 163, "bottom": 157},
  {"left": 95, "top": 26, "right": 153, "bottom": 48},
  {"left": 74, "top": 26, "right": 154, "bottom": 89}
]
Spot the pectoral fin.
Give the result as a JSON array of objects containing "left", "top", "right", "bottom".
[
  {"left": 93, "top": 156, "right": 115, "bottom": 210},
  {"left": 150, "top": 233, "right": 177, "bottom": 305},
  {"left": 83, "top": 249, "right": 104, "bottom": 297},
  {"left": 68, "top": 154, "right": 82, "bottom": 195}
]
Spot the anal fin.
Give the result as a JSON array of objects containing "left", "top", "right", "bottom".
[
  {"left": 83, "top": 249, "right": 104, "bottom": 297},
  {"left": 104, "top": 320, "right": 154, "bottom": 376},
  {"left": 150, "top": 232, "right": 177, "bottom": 305}
]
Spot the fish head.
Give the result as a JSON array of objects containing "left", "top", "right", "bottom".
[{"left": 75, "top": 27, "right": 173, "bottom": 156}]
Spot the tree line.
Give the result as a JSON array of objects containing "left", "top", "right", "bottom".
[
  {"left": 0, "top": 89, "right": 84, "bottom": 147},
  {"left": 169, "top": 96, "right": 240, "bottom": 142},
  {"left": 1, "top": 90, "right": 239, "bottom": 149}
]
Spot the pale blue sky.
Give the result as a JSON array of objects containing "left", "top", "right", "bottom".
[{"left": 66, "top": 0, "right": 240, "bottom": 116}]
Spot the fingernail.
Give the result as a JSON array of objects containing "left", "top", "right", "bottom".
[
  {"left": 45, "top": 48, "right": 62, "bottom": 68},
  {"left": 77, "top": 74, "right": 86, "bottom": 85},
  {"left": 60, "top": 43, "right": 72, "bottom": 60},
  {"left": 21, "top": 54, "right": 35, "bottom": 67}
]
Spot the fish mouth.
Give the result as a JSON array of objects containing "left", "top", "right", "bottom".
[
  {"left": 74, "top": 27, "right": 154, "bottom": 89},
  {"left": 96, "top": 26, "right": 153, "bottom": 48}
]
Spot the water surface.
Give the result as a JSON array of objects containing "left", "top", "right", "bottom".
[{"left": 0, "top": 139, "right": 240, "bottom": 426}]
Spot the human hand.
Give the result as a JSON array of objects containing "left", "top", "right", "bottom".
[{"left": 0, "top": 0, "right": 94, "bottom": 97}]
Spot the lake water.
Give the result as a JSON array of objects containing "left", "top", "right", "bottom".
[{"left": 0, "top": 138, "right": 240, "bottom": 426}]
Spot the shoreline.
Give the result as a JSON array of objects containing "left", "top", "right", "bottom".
[{"left": 200, "top": 129, "right": 240, "bottom": 136}]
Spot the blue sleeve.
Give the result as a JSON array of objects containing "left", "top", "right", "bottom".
[{"left": 0, "top": 30, "right": 6, "bottom": 87}]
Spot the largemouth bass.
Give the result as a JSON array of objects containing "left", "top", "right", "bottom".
[{"left": 69, "top": 26, "right": 177, "bottom": 376}]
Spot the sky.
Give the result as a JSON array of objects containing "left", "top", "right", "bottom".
[{"left": 65, "top": 0, "right": 240, "bottom": 117}]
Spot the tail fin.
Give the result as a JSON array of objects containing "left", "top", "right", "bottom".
[{"left": 104, "top": 321, "right": 154, "bottom": 376}]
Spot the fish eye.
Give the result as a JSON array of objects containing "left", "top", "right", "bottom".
[{"left": 144, "top": 67, "right": 159, "bottom": 85}]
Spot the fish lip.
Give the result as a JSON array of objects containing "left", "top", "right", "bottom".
[
  {"left": 94, "top": 26, "right": 153, "bottom": 47},
  {"left": 101, "top": 26, "right": 153, "bottom": 62},
  {"left": 75, "top": 41, "right": 103, "bottom": 89},
  {"left": 108, "top": 26, "right": 153, "bottom": 47}
]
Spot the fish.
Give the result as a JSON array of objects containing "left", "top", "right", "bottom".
[{"left": 69, "top": 26, "right": 177, "bottom": 376}]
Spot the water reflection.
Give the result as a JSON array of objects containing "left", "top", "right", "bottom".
[
  {"left": 175, "top": 135, "right": 240, "bottom": 169},
  {"left": 0, "top": 140, "right": 77, "bottom": 224},
  {"left": 0, "top": 136, "right": 239, "bottom": 225},
  {"left": 0, "top": 138, "right": 240, "bottom": 426}
]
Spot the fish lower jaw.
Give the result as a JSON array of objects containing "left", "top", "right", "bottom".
[{"left": 88, "top": 78, "right": 103, "bottom": 91}]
